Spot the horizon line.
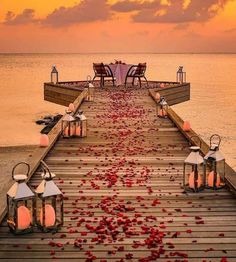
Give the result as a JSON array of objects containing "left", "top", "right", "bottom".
[{"left": 0, "top": 52, "right": 236, "bottom": 55}]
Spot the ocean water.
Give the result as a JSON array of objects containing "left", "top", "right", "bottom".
[{"left": 0, "top": 53, "right": 235, "bottom": 168}]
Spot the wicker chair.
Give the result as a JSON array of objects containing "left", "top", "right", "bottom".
[
  {"left": 92, "top": 63, "right": 115, "bottom": 87},
  {"left": 125, "top": 63, "right": 148, "bottom": 87}
]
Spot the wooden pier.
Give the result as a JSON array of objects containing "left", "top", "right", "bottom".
[{"left": 0, "top": 81, "right": 236, "bottom": 261}]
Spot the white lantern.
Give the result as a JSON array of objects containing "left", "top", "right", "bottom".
[
  {"left": 183, "top": 137, "right": 205, "bottom": 192},
  {"left": 7, "top": 162, "right": 35, "bottom": 234},
  {"left": 35, "top": 161, "right": 63, "bottom": 232},
  {"left": 85, "top": 75, "right": 95, "bottom": 102},
  {"left": 75, "top": 110, "right": 87, "bottom": 137},
  {"left": 61, "top": 110, "right": 77, "bottom": 138},
  {"left": 204, "top": 134, "right": 225, "bottom": 189},
  {"left": 176, "top": 66, "right": 186, "bottom": 84},
  {"left": 51, "top": 65, "right": 58, "bottom": 84},
  {"left": 157, "top": 97, "right": 168, "bottom": 118}
]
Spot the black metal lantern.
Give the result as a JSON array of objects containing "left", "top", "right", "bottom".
[
  {"left": 85, "top": 75, "right": 95, "bottom": 102},
  {"left": 35, "top": 161, "right": 63, "bottom": 232},
  {"left": 6, "top": 162, "right": 35, "bottom": 234},
  {"left": 75, "top": 110, "right": 87, "bottom": 137},
  {"left": 183, "top": 136, "right": 205, "bottom": 192},
  {"left": 176, "top": 66, "right": 186, "bottom": 84},
  {"left": 61, "top": 110, "right": 76, "bottom": 138},
  {"left": 157, "top": 97, "right": 168, "bottom": 118},
  {"left": 204, "top": 134, "right": 225, "bottom": 189},
  {"left": 51, "top": 65, "right": 58, "bottom": 84}
]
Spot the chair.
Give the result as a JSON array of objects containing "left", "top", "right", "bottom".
[
  {"left": 125, "top": 63, "right": 148, "bottom": 87},
  {"left": 92, "top": 63, "right": 115, "bottom": 87}
]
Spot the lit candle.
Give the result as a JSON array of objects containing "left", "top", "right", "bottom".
[
  {"left": 40, "top": 204, "right": 56, "bottom": 227},
  {"left": 40, "top": 134, "right": 49, "bottom": 147},
  {"left": 158, "top": 110, "right": 167, "bottom": 117},
  {"left": 17, "top": 206, "right": 31, "bottom": 230},
  {"left": 183, "top": 121, "right": 191, "bottom": 132},
  {"left": 189, "top": 171, "right": 201, "bottom": 189},
  {"left": 75, "top": 126, "right": 81, "bottom": 136},
  {"left": 208, "top": 171, "right": 221, "bottom": 188}
]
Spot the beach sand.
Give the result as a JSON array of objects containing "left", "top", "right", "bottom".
[{"left": 0, "top": 145, "right": 37, "bottom": 217}]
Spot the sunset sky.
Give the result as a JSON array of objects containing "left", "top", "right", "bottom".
[{"left": 0, "top": 0, "right": 235, "bottom": 53}]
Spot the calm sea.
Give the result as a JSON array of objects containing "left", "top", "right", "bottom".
[{"left": 0, "top": 53, "right": 235, "bottom": 168}]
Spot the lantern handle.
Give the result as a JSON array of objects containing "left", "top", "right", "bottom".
[
  {"left": 40, "top": 160, "right": 53, "bottom": 180},
  {"left": 210, "top": 134, "right": 221, "bottom": 147},
  {"left": 12, "top": 162, "right": 30, "bottom": 180},
  {"left": 190, "top": 135, "right": 202, "bottom": 148}
]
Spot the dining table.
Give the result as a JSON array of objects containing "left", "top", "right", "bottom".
[{"left": 108, "top": 63, "right": 133, "bottom": 86}]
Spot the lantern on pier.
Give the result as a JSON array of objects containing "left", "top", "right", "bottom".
[
  {"left": 35, "top": 161, "right": 63, "bottom": 232},
  {"left": 204, "top": 134, "right": 225, "bottom": 189},
  {"left": 176, "top": 66, "right": 186, "bottom": 84},
  {"left": 51, "top": 65, "right": 58, "bottom": 84},
  {"left": 75, "top": 110, "right": 87, "bottom": 137},
  {"left": 157, "top": 97, "right": 168, "bottom": 118},
  {"left": 61, "top": 110, "right": 76, "bottom": 138},
  {"left": 85, "top": 75, "right": 95, "bottom": 102},
  {"left": 183, "top": 136, "right": 205, "bottom": 192},
  {"left": 6, "top": 162, "right": 35, "bottom": 234}
]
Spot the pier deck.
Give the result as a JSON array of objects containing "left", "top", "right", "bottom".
[{"left": 0, "top": 86, "right": 236, "bottom": 261}]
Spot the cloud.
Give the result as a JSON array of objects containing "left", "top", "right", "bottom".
[
  {"left": 111, "top": 0, "right": 162, "bottom": 12},
  {"left": 3, "top": 9, "right": 37, "bottom": 25},
  {"left": 112, "top": 0, "right": 231, "bottom": 24},
  {"left": 42, "top": 0, "right": 111, "bottom": 27}
]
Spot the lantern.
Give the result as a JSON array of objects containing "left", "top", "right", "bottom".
[
  {"left": 204, "top": 134, "right": 225, "bottom": 189},
  {"left": 68, "top": 103, "right": 75, "bottom": 112},
  {"left": 155, "top": 92, "right": 161, "bottom": 102},
  {"left": 35, "top": 161, "right": 63, "bottom": 232},
  {"left": 75, "top": 110, "right": 87, "bottom": 137},
  {"left": 183, "top": 121, "right": 191, "bottom": 132},
  {"left": 157, "top": 97, "right": 168, "bottom": 118},
  {"left": 51, "top": 65, "right": 58, "bottom": 84},
  {"left": 40, "top": 134, "right": 49, "bottom": 147},
  {"left": 85, "top": 75, "right": 95, "bottom": 102},
  {"left": 176, "top": 66, "right": 186, "bottom": 84},
  {"left": 6, "top": 162, "right": 35, "bottom": 234},
  {"left": 61, "top": 110, "right": 76, "bottom": 138},
  {"left": 183, "top": 136, "right": 205, "bottom": 192}
]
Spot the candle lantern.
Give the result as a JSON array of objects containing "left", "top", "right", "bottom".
[
  {"left": 183, "top": 136, "right": 205, "bottom": 192},
  {"left": 157, "top": 97, "right": 168, "bottom": 118},
  {"left": 61, "top": 110, "right": 76, "bottom": 138},
  {"left": 35, "top": 161, "right": 63, "bottom": 232},
  {"left": 85, "top": 75, "right": 95, "bottom": 102},
  {"left": 51, "top": 65, "right": 58, "bottom": 84},
  {"left": 6, "top": 162, "right": 35, "bottom": 234},
  {"left": 176, "top": 66, "right": 186, "bottom": 84},
  {"left": 75, "top": 110, "right": 87, "bottom": 137},
  {"left": 204, "top": 134, "right": 225, "bottom": 189}
]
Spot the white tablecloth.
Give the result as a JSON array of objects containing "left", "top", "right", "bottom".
[{"left": 108, "top": 64, "right": 133, "bottom": 86}]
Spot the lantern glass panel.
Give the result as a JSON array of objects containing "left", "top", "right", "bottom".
[
  {"left": 36, "top": 195, "right": 63, "bottom": 231},
  {"left": 205, "top": 158, "right": 225, "bottom": 189},
  {"left": 7, "top": 197, "right": 35, "bottom": 234},
  {"left": 183, "top": 163, "right": 205, "bottom": 192}
]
